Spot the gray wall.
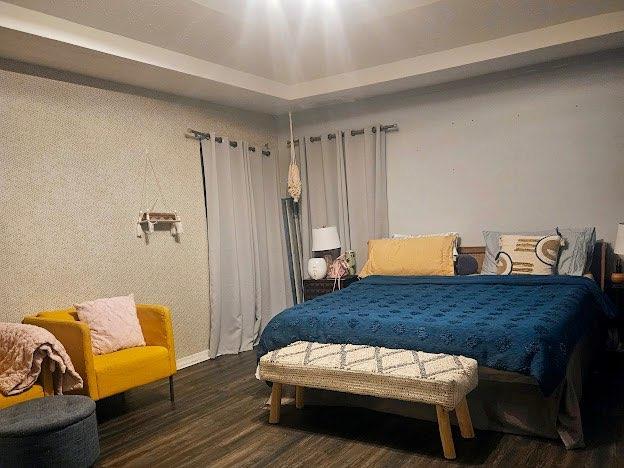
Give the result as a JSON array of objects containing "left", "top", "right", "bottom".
[
  {"left": 0, "top": 60, "right": 277, "bottom": 360},
  {"left": 2, "top": 49, "right": 623, "bottom": 360},
  {"left": 278, "top": 51, "right": 624, "bottom": 246}
]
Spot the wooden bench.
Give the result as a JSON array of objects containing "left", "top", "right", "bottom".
[{"left": 259, "top": 341, "right": 478, "bottom": 459}]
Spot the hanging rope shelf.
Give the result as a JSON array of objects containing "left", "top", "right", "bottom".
[
  {"left": 136, "top": 211, "right": 183, "bottom": 238},
  {"left": 136, "top": 151, "right": 183, "bottom": 240}
]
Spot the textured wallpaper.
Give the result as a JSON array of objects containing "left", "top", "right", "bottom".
[{"left": 0, "top": 61, "right": 277, "bottom": 359}]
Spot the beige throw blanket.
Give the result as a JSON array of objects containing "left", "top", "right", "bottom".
[{"left": 0, "top": 323, "right": 83, "bottom": 396}]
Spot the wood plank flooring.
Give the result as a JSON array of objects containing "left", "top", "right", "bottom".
[{"left": 95, "top": 350, "right": 624, "bottom": 467}]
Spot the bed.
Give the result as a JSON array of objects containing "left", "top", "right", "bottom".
[{"left": 257, "top": 242, "right": 616, "bottom": 448}]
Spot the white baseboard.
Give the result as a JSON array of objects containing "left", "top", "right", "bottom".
[{"left": 176, "top": 349, "right": 211, "bottom": 369}]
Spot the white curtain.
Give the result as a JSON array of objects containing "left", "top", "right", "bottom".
[
  {"left": 295, "top": 135, "right": 339, "bottom": 280},
  {"left": 291, "top": 126, "right": 388, "bottom": 278},
  {"left": 342, "top": 126, "right": 389, "bottom": 269},
  {"left": 202, "top": 137, "right": 286, "bottom": 358}
]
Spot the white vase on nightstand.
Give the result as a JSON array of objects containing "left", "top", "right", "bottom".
[{"left": 308, "top": 258, "right": 327, "bottom": 280}]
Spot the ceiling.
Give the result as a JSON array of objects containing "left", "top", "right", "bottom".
[{"left": 1, "top": 0, "right": 624, "bottom": 113}]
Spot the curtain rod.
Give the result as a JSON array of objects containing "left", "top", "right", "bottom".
[
  {"left": 286, "top": 123, "right": 398, "bottom": 146},
  {"left": 185, "top": 129, "right": 271, "bottom": 156}
]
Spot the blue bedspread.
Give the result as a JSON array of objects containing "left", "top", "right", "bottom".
[{"left": 258, "top": 275, "right": 616, "bottom": 395}]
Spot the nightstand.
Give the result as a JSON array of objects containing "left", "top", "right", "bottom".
[
  {"left": 607, "top": 283, "right": 624, "bottom": 350},
  {"left": 303, "top": 275, "right": 359, "bottom": 301},
  {"left": 609, "top": 282, "right": 624, "bottom": 309}
]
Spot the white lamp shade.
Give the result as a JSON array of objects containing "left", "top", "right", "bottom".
[
  {"left": 615, "top": 223, "right": 624, "bottom": 256},
  {"left": 312, "top": 226, "right": 341, "bottom": 251}
]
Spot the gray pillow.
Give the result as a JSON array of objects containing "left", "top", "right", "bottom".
[
  {"left": 456, "top": 254, "right": 479, "bottom": 275},
  {"left": 481, "top": 230, "right": 554, "bottom": 275},
  {"left": 556, "top": 227, "right": 596, "bottom": 276}
]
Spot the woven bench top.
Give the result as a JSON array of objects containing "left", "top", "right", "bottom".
[{"left": 259, "top": 341, "right": 478, "bottom": 410}]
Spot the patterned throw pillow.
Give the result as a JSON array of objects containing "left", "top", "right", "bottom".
[
  {"left": 496, "top": 234, "right": 563, "bottom": 275},
  {"left": 481, "top": 230, "right": 553, "bottom": 274}
]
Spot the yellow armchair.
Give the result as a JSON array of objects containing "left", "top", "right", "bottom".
[
  {"left": 0, "top": 368, "right": 53, "bottom": 410},
  {"left": 22, "top": 304, "right": 177, "bottom": 402}
]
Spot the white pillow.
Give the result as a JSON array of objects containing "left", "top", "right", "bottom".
[
  {"left": 75, "top": 294, "right": 146, "bottom": 355},
  {"left": 391, "top": 232, "right": 459, "bottom": 259}
]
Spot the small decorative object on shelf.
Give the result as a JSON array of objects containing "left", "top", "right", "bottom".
[
  {"left": 303, "top": 275, "right": 358, "bottom": 301},
  {"left": 136, "top": 211, "right": 183, "bottom": 239},
  {"left": 612, "top": 222, "right": 624, "bottom": 284}
]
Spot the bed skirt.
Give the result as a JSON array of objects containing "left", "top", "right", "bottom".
[{"left": 295, "top": 333, "right": 595, "bottom": 449}]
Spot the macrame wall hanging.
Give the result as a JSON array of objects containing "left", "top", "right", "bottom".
[{"left": 136, "top": 151, "right": 183, "bottom": 240}]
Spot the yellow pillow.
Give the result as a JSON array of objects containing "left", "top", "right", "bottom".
[{"left": 358, "top": 235, "right": 456, "bottom": 278}]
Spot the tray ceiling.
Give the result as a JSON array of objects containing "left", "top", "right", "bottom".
[{"left": 1, "top": 0, "right": 623, "bottom": 113}]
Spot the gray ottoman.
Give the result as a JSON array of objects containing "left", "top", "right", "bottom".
[{"left": 0, "top": 395, "right": 99, "bottom": 468}]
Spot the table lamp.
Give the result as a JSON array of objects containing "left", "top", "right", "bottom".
[
  {"left": 308, "top": 226, "right": 341, "bottom": 279},
  {"left": 613, "top": 223, "right": 624, "bottom": 283}
]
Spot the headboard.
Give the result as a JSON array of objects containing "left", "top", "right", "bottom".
[
  {"left": 458, "top": 241, "right": 606, "bottom": 291},
  {"left": 457, "top": 246, "right": 486, "bottom": 273},
  {"left": 589, "top": 240, "right": 607, "bottom": 291}
]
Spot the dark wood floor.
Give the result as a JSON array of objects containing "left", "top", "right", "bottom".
[{"left": 95, "top": 350, "right": 624, "bottom": 467}]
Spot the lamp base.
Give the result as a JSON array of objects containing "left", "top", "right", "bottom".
[
  {"left": 314, "top": 248, "right": 341, "bottom": 275},
  {"left": 307, "top": 258, "right": 328, "bottom": 280}
]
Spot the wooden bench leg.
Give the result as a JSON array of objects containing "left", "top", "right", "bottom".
[
  {"left": 295, "top": 386, "right": 304, "bottom": 409},
  {"left": 436, "top": 405, "right": 456, "bottom": 460},
  {"left": 455, "top": 397, "right": 475, "bottom": 439},
  {"left": 269, "top": 383, "right": 282, "bottom": 424}
]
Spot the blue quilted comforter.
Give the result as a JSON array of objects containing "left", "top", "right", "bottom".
[{"left": 258, "top": 275, "right": 616, "bottom": 395}]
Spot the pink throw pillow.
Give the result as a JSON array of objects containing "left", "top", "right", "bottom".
[{"left": 75, "top": 294, "right": 146, "bottom": 355}]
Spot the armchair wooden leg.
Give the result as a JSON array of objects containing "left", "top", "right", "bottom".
[
  {"left": 169, "top": 375, "right": 175, "bottom": 404},
  {"left": 269, "top": 383, "right": 282, "bottom": 424},
  {"left": 455, "top": 398, "right": 475, "bottom": 439},
  {"left": 295, "top": 386, "right": 304, "bottom": 409},
  {"left": 436, "top": 405, "right": 456, "bottom": 460}
]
